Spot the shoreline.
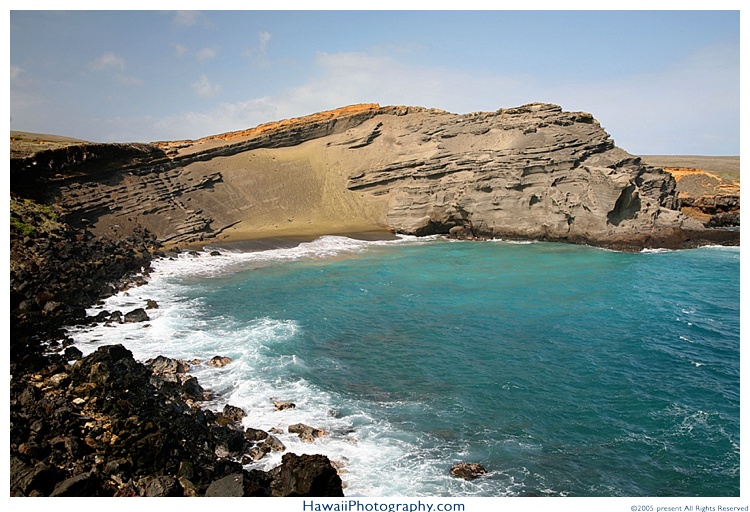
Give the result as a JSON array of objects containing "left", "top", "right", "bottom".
[
  {"left": 179, "top": 225, "right": 400, "bottom": 252},
  {"left": 174, "top": 223, "right": 740, "bottom": 255}
]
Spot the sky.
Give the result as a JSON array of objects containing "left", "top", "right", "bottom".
[{"left": 8, "top": 5, "right": 742, "bottom": 155}]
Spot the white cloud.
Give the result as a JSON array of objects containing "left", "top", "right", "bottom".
[
  {"left": 151, "top": 97, "right": 277, "bottom": 140},
  {"left": 86, "top": 52, "right": 143, "bottom": 87},
  {"left": 89, "top": 52, "right": 125, "bottom": 72},
  {"left": 259, "top": 31, "right": 271, "bottom": 52},
  {"left": 196, "top": 47, "right": 217, "bottom": 61},
  {"left": 241, "top": 31, "right": 272, "bottom": 63},
  {"left": 171, "top": 11, "right": 205, "bottom": 28},
  {"left": 265, "top": 51, "right": 525, "bottom": 119},
  {"left": 171, "top": 43, "right": 188, "bottom": 57},
  {"left": 192, "top": 74, "right": 222, "bottom": 97},
  {"left": 10, "top": 65, "right": 23, "bottom": 80}
]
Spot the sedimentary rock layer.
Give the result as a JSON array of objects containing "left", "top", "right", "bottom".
[{"left": 10, "top": 103, "right": 738, "bottom": 249}]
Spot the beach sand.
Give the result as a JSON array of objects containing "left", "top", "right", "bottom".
[
  {"left": 198, "top": 225, "right": 399, "bottom": 252},
  {"left": 165, "top": 129, "right": 399, "bottom": 251}
]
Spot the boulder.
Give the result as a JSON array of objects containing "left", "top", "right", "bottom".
[
  {"left": 244, "top": 427, "right": 270, "bottom": 442},
  {"left": 247, "top": 445, "right": 270, "bottom": 461},
  {"left": 50, "top": 471, "right": 104, "bottom": 496},
  {"left": 208, "top": 355, "right": 232, "bottom": 367},
  {"left": 147, "top": 355, "right": 189, "bottom": 376},
  {"left": 269, "top": 453, "right": 344, "bottom": 497},
  {"left": 124, "top": 308, "right": 149, "bottom": 323},
  {"left": 10, "top": 457, "right": 62, "bottom": 497},
  {"left": 63, "top": 346, "right": 83, "bottom": 360},
  {"left": 106, "top": 311, "right": 123, "bottom": 324},
  {"left": 205, "top": 471, "right": 273, "bottom": 497},
  {"left": 205, "top": 473, "right": 246, "bottom": 497},
  {"left": 144, "top": 475, "right": 183, "bottom": 497},
  {"left": 263, "top": 434, "right": 286, "bottom": 452},
  {"left": 46, "top": 372, "right": 70, "bottom": 388},
  {"left": 222, "top": 404, "right": 247, "bottom": 422},
  {"left": 273, "top": 399, "right": 296, "bottom": 411},
  {"left": 450, "top": 462, "right": 488, "bottom": 480},
  {"left": 288, "top": 423, "right": 327, "bottom": 443}
]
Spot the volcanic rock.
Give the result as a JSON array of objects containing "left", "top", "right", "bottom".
[
  {"left": 208, "top": 355, "right": 232, "bottom": 367},
  {"left": 11, "top": 342, "right": 347, "bottom": 496},
  {"left": 144, "top": 475, "right": 183, "bottom": 497},
  {"left": 269, "top": 453, "right": 344, "bottom": 497},
  {"left": 289, "top": 423, "right": 327, "bottom": 443},
  {"left": 450, "top": 462, "right": 488, "bottom": 480},
  {"left": 222, "top": 404, "right": 247, "bottom": 422},
  {"left": 273, "top": 399, "right": 297, "bottom": 411},
  {"left": 123, "top": 308, "right": 149, "bottom": 323},
  {"left": 205, "top": 473, "right": 248, "bottom": 497}
]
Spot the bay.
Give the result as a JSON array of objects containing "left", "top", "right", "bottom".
[{"left": 68, "top": 237, "right": 740, "bottom": 497}]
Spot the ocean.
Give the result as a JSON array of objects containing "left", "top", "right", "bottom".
[{"left": 66, "top": 236, "right": 740, "bottom": 497}]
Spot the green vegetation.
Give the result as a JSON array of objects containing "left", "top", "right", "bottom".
[{"left": 10, "top": 197, "right": 64, "bottom": 237}]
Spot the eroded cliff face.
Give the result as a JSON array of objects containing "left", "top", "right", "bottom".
[
  {"left": 10, "top": 103, "right": 736, "bottom": 249},
  {"left": 346, "top": 103, "right": 690, "bottom": 247}
]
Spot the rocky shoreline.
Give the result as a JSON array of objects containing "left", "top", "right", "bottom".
[{"left": 10, "top": 210, "right": 346, "bottom": 497}]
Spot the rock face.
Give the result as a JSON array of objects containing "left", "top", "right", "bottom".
[
  {"left": 347, "top": 103, "right": 692, "bottom": 248},
  {"left": 10, "top": 103, "right": 738, "bottom": 250},
  {"left": 660, "top": 166, "right": 739, "bottom": 228}
]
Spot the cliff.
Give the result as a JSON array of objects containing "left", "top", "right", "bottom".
[
  {"left": 10, "top": 103, "right": 739, "bottom": 250},
  {"left": 639, "top": 155, "right": 740, "bottom": 228}
]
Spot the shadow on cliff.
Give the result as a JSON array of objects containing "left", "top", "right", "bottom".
[{"left": 10, "top": 142, "right": 170, "bottom": 206}]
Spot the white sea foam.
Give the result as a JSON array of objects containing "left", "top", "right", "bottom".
[
  {"left": 66, "top": 234, "right": 494, "bottom": 496},
  {"left": 699, "top": 244, "right": 740, "bottom": 251},
  {"left": 487, "top": 238, "right": 536, "bottom": 244},
  {"left": 640, "top": 247, "right": 673, "bottom": 254}
]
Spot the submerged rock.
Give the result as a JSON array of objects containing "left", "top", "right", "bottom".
[
  {"left": 273, "top": 399, "right": 296, "bottom": 411},
  {"left": 288, "top": 423, "right": 327, "bottom": 443},
  {"left": 208, "top": 355, "right": 232, "bottom": 367},
  {"left": 450, "top": 462, "right": 488, "bottom": 480}
]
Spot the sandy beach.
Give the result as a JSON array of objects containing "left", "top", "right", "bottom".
[{"left": 199, "top": 225, "right": 400, "bottom": 252}]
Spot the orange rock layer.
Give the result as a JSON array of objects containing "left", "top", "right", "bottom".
[
  {"left": 199, "top": 103, "right": 382, "bottom": 143},
  {"left": 664, "top": 167, "right": 739, "bottom": 196}
]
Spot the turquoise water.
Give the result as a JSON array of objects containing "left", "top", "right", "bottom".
[{"left": 70, "top": 237, "right": 740, "bottom": 497}]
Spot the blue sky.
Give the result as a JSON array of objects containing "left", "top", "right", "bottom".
[{"left": 9, "top": 6, "right": 741, "bottom": 155}]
